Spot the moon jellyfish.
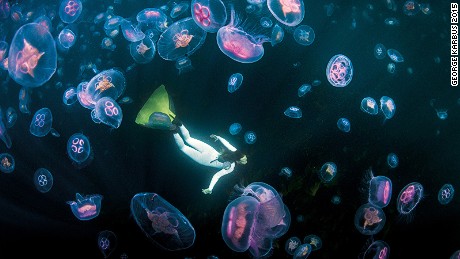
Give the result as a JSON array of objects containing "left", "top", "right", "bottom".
[
  {"left": 33, "top": 168, "right": 53, "bottom": 193},
  {"left": 318, "top": 162, "right": 337, "bottom": 183},
  {"left": 0, "top": 41, "right": 8, "bottom": 62},
  {"left": 92, "top": 97, "right": 123, "bottom": 129},
  {"left": 260, "top": 17, "right": 273, "bottom": 28},
  {"left": 170, "top": 1, "right": 189, "bottom": 19},
  {"left": 30, "top": 108, "right": 58, "bottom": 137},
  {"left": 438, "top": 184, "right": 454, "bottom": 205},
  {"left": 0, "top": 153, "right": 14, "bottom": 173},
  {"left": 387, "top": 49, "right": 404, "bottom": 62},
  {"left": 59, "top": 0, "right": 82, "bottom": 23},
  {"left": 244, "top": 131, "right": 257, "bottom": 144},
  {"left": 82, "top": 68, "right": 126, "bottom": 108},
  {"left": 267, "top": 0, "right": 305, "bottom": 26},
  {"left": 337, "top": 118, "right": 351, "bottom": 133},
  {"left": 331, "top": 195, "right": 341, "bottom": 205},
  {"left": 387, "top": 153, "right": 398, "bottom": 168},
  {"left": 67, "top": 193, "right": 103, "bottom": 221},
  {"left": 297, "top": 84, "right": 311, "bottom": 97},
  {"left": 397, "top": 182, "right": 423, "bottom": 216},
  {"left": 354, "top": 203, "right": 386, "bottom": 235},
  {"left": 136, "top": 8, "right": 168, "bottom": 32},
  {"left": 403, "top": 0, "right": 420, "bottom": 16},
  {"left": 379, "top": 96, "right": 396, "bottom": 119},
  {"left": 293, "top": 243, "right": 312, "bottom": 259},
  {"left": 191, "top": 0, "right": 227, "bottom": 32},
  {"left": 270, "top": 24, "right": 284, "bottom": 46},
  {"left": 5, "top": 107, "right": 17, "bottom": 128},
  {"left": 0, "top": 112, "right": 11, "bottom": 148},
  {"left": 364, "top": 240, "right": 390, "bottom": 259},
  {"left": 285, "top": 237, "right": 301, "bottom": 255},
  {"left": 374, "top": 43, "right": 386, "bottom": 60},
  {"left": 67, "top": 133, "right": 93, "bottom": 168},
  {"left": 62, "top": 86, "right": 77, "bottom": 105},
  {"left": 312, "top": 79, "right": 321, "bottom": 86},
  {"left": 284, "top": 106, "right": 302, "bottom": 118},
  {"left": 368, "top": 175, "right": 392, "bottom": 208},
  {"left": 121, "top": 20, "right": 145, "bottom": 42},
  {"left": 8, "top": 23, "right": 57, "bottom": 88},
  {"left": 360, "top": 97, "right": 378, "bottom": 115},
  {"left": 387, "top": 62, "right": 396, "bottom": 74},
  {"left": 0, "top": 0, "right": 10, "bottom": 19},
  {"left": 175, "top": 56, "right": 193, "bottom": 74},
  {"left": 130, "top": 192, "right": 196, "bottom": 251},
  {"left": 326, "top": 54, "right": 353, "bottom": 87},
  {"left": 57, "top": 28, "right": 77, "bottom": 49},
  {"left": 228, "top": 73, "right": 243, "bottom": 93},
  {"left": 303, "top": 234, "right": 322, "bottom": 251},
  {"left": 293, "top": 25, "right": 315, "bottom": 46},
  {"left": 129, "top": 37, "right": 155, "bottom": 64},
  {"left": 101, "top": 37, "right": 116, "bottom": 51},
  {"left": 157, "top": 17, "right": 206, "bottom": 61},
  {"left": 98, "top": 230, "right": 117, "bottom": 258},
  {"left": 229, "top": 122, "right": 242, "bottom": 135},
  {"left": 279, "top": 167, "right": 292, "bottom": 178}
]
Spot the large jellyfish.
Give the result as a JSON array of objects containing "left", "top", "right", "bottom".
[{"left": 267, "top": 0, "right": 305, "bottom": 27}]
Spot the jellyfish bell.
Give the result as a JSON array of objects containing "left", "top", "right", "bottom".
[
  {"left": 267, "top": 0, "right": 305, "bottom": 27},
  {"left": 191, "top": 0, "right": 227, "bottom": 33}
]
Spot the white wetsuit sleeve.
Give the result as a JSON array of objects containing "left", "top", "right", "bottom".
[
  {"left": 207, "top": 162, "right": 235, "bottom": 191},
  {"left": 215, "top": 136, "right": 237, "bottom": 152}
]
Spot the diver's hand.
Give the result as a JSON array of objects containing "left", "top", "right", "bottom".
[
  {"left": 210, "top": 134, "right": 218, "bottom": 141},
  {"left": 202, "top": 188, "right": 212, "bottom": 194}
]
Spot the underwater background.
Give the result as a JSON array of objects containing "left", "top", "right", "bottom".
[{"left": 0, "top": 0, "right": 459, "bottom": 258}]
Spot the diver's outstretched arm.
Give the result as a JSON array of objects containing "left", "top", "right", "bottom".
[
  {"left": 210, "top": 135, "right": 237, "bottom": 152},
  {"left": 203, "top": 163, "right": 236, "bottom": 194}
]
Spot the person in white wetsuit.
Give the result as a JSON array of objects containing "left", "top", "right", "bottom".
[{"left": 171, "top": 118, "right": 247, "bottom": 194}]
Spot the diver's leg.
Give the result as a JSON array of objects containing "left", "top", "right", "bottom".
[
  {"left": 173, "top": 132, "right": 207, "bottom": 165},
  {"left": 178, "top": 125, "right": 216, "bottom": 153}
]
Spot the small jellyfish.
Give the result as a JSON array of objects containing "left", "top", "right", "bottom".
[
  {"left": 67, "top": 133, "right": 93, "bottom": 168},
  {"left": 293, "top": 25, "right": 315, "bottom": 46},
  {"left": 244, "top": 131, "right": 256, "bottom": 144},
  {"left": 387, "top": 62, "right": 396, "bottom": 74},
  {"left": 260, "top": 17, "right": 273, "bottom": 28},
  {"left": 303, "top": 234, "right": 322, "bottom": 251},
  {"left": 379, "top": 96, "right": 396, "bottom": 119},
  {"left": 438, "top": 184, "right": 454, "bottom": 205},
  {"left": 296, "top": 214, "right": 304, "bottom": 223},
  {"left": 420, "top": 3, "right": 431, "bottom": 15},
  {"left": 387, "top": 49, "right": 404, "bottom": 63},
  {"left": 312, "top": 79, "right": 321, "bottom": 86},
  {"left": 92, "top": 97, "right": 123, "bottom": 129},
  {"left": 98, "top": 230, "right": 117, "bottom": 258},
  {"left": 293, "top": 243, "right": 312, "bottom": 259},
  {"left": 30, "top": 108, "right": 58, "bottom": 137},
  {"left": 331, "top": 195, "right": 341, "bottom": 205},
  {"left": 62, "top": 87, "right": 77, "bottom": 105},
  {"left": 5, "top": 107, "right": 17, "bottom": 128},
  {"left": 384, "top": 17, "right": 400, "bottom": 26},
  {"left": 270, "top": 24, "right": 284, "bottom": 47},
  {"left": 67, "top": 193, "right": 103, "bottom": 220},
  {"left": 0, "top": 41, "right": 8, "bottom": 62},
  {"left": 0, "top": 153, "right": 15, "bottom": 173},
  {"left": 0, "top": 112, "right": 12, "bottom": 149},
  {"left": 267, "top": 0, "right": 305, "bottom": 26},
  {"left": 337, "top": 118, "right": 351, "bottom": 133},
  {"left": 229, "top": 122, "right": 242, "bottom": 135},
  {"left": 403, "top": 0, "right": 420, "bottom": 16},
  {"left": 354, "top": 203, "right": 386, "bottom": 235},
  {"left": 33, "top": 168, "right": 53, "bottom": 193},
  {"left": 175, "top": 56, "right": 193, "bottom": 74},
  {"left": 284, "top": 106, "right": 302, "bottom": 118},
  {"left": 297, "top": 84, "right": 311, "bottom": 97},
  {"left": 360, "top": 97, "right": 378, "bottom": 115},
  {"left": 59, "top": 0, "right": 83, "bottom": 23},
  {"left": 119, "top": 96, "right": 133, "bottom": 104},
  {"left": 387, "top": 153, "right": 398, "bottom": 168},
  {"left": 318, "top": 162, "right": 337, "bottom": 183},
  {"left": 285, "top": 236, "right": 301, "bottom": 255},
  {"left": 101, "top": 37, "right": 116, "bottom": 51},
  {"left": 129, "top": 37, "right": 155, "bottom": 64},
  {"left": 279, "top": 167, "right": 292, "bottom": 178},
  {"left": 326, "top": 54, "right": 353, "bottom": 87},
  {"left": 374, "top": 43, "right": 386, "bottom": 60},
  {"left": 170, "top": 2, "right": 189, "bottom": 19},
  {"left": 396, "top": 182, "right": 423, "bottom": 216},
  {"left": 57, "top": 28, "right": 77, "bottom": 49},
  {"left": 191, "top": 0, "right": 227, "bottom": 32},
  {"left": 364, "top": 240, "right": 390, "bottom": 259},
  {"left": 368, "top": 175, "right": 392, "bottom": 208},
  {"left": 227, "top": 73, "right": 243, "bottom": 93}
]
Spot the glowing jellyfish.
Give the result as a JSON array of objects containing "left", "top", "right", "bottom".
[
  {"left": 387, "top": 63, "right": 395, "bottom": 74},
  {"left": 403, "top": 0, "right": 420, "bottom": 16},
  {"left": 293, "top": 25, "right": 315, "bottom": 46},
  {"left": 318, "top": 162, "right": 337, "bottom": 183},
  {"left": 217, "top": 7, "right": 269, "bottom": 63},
  {"left": 0, "top": 41, "right": 8, "bottom": 62},
  {"left": 83, "top": 68, "right": 126, "bottom": 108},
  {"left": 279, "top": 167, "right": 292, "bottom": 178},
  {"left": 8, "top": 23, "right": 57, "bottom": 88},
  {"left": 297, "top": 84, "right": 311, "bottom": 97},
  {"left": 129, "top": 37, "right": 155, "bottom": 64},
  {"left": 360, "top": 97, "right": 378, "bottom": 115},
  {"left": 63, "top": 87, "right": 77, "bottom": 105},
  {"left": 0, "top": 0, "right": 10, "bottom": 19},
  {"left": 30, "top": 108, "right": 57, "bottom": 137},
  {"left": 57, "top": 28, "right": 76, "bottom": 49},
  {"left": 18, "top": 87, "right": 31, "bottom": 114},
  {"left": 379, "top": 96, "right": 396, "bottom": 119},
  {"left": 397, "top": 182, "right": 423, "bottom": 216},
  {"left": 191, "top": 0, "right": 227, "bottom": 33},
  {"left": 303, "top": 234, "right": 322, "bottom": 251},
  {"left": 121, "top": 20, "right": 145, "bottom": 42},
  {"left": 59, "top": 0, "right": 82, "bottom": 23},
  {"left": 284, "top": 106, "right": 302, "bottom": 118},
  {"left": 285, "top": 237, "right": 301, "bottom": 255},
  {"left": 337, "top": 118, "right": 351, "bottom": 133},
  {"left": 92, "top": 97, "right": 123, "bottom": 129},
  {"left": 98, "top": 230, "right": 117, "bottom": 258},
  {"left": 5, "top": 107, "right": 17, "bottom": 128},
  {"left": 170, "top": 2, "right": 189, "bottom": 19},
  {"left": 293, "top": 243, "right": 312, "bottom": 259},
  {"left": 136, "top": 8, "right": 168, "bottom": 31},
  {"left": 387, "top": 49, "right": 404, "bottom": 63},
  {"left": 175, "top": 56, "right": 193, "bottom": 74},
  {"left": 244, "top": 131, "right": 256, "bottom": 144},
  {"left": 260, "top": 17, "right": 273, "bottom": 28},
  {"left": 364, "top": 240, "right": 390, "bottom": 259},
  {"left": 101, "top": 37, "right": 116, "bottom": 51},
  {"left": 312, "top": 79, "right": 321, "bottom": 86},
  {"left": 267, "top": 0, "right": 305, "bottom": 26},
  {"left": 228, "top": 73, "right": 243, "bottom": 93},
  {"left": 326, "top": 54, "right": 353, "bottom": 87},
  {"left": 67, "top": 133, "right": 92, "bottom": 168},
  {"left": 331, "top": 195, "right": 341, "bottom": 205},
  {"left": 229, "top": 122, "right": 242, "bottom": 135},
  {"left": 130, "top": 192, "right": 196, "bottom": 251},
  {"left": 158, "top": 17, "right": 206, "bottom": 61},
  {"left": 354, "top": 203, "right": 386, "bottom": 235},
  {"left": 67, "top": 193, "right": 103, "bottom": 220},
  {"left": 33, "top": 168, "right": 53, "bottom": 193},
  {"left": 387, "top": 153, "right": 398, "bottom": 168},
  {"left": 438, "top": 184, "right": 454, "bottom": 205},
  {"left": 368, "top": 175, "right": 392, "bottom": 208},
  {"left": 384, "top": 17, "right": 400, "bottom": 26},
  {"left": 270, "top": 24, "right": 284, "bottom": 46},
  {"left": 0, "top": 153, "right": 14, "bottom": 173},
  {"left": 374, "top": 43, "right": 386, "bottom": 60}
]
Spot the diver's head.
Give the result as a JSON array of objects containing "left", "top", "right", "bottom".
[{"left": 219, "top": 149, "right": 247, "bottom": 165}]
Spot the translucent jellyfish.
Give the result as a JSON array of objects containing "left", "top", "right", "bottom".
[
  {"left": 101, "top": 37, "right": 116, "bottom": 51},
  {"left": 360, "top": 97, "right": 378, "bottom": 115},
  {"left": 430, "top": 99, "right": 448, "bottom": 120},
  {"left": 285, "top": 237, "right": 301, "bottom": 255},
  {"left": 354, "top": 203, "right": 386, "bottom": 235},
  {"left": 67, "top": 133, "right": 92, "bottom": 168},
  {"left": 98, "top": 230, "right": 117, "bottom": 258},
  {"left": 63, "top": 87, "right": 77, "bottom": 105},
  {"left": 303, "top": 234, "right": 322, "bottom": 251},
  {"left": 228, "top": 73, "right": 243, "bottom": 93},
  {"left": 326, "top": 54, "right": 353, "bottom": 87},
  {"left": 0, "top": 41, "right": 8, "bottom": 62},
  {"left": 0, "top": 153, "right": 14, "bottom": 173},
  {"left": 83, "top": 68, "right": 126, "bottom": 108},
  {"left": 384, "top": 17, "right": 400, "bottom": 26},
  {"left": 92, "top": 97, "right": 123, "bottom": 129},
  {"left": 59, "top": 0, "right": 82, "bottom": 23},
  {"left": 397, "top": 182, "right": 423, "bottom": 215},
  {"left": 279, "top": 167, "right": 292, "bottom": 178},
  {"left": 170, "top": 2, "right": 189, "bottom": 19},
  {"left": 331, "top": 195, "right": 341, "bottom": 205},
  {"left": 337, "top": 118, "right": 351, "bottom": 133},
  {"left": 217, "top": 7, "right": 270, "bottom": 63},
  {"left": 104, "top": 16, "right": 124, "bottom": 37},
  {"left": 368, "top": 175, "right": 392, "bottom": 208},
  {"left": 8, "top": 23, "right": 57, "bottom": 88},
  {"left": 18, "top": 87, "right": 31, "bottom": 114},
  {"left": 403, "top": 0, "right": 420, "bottom": 16},
  {"left": 450, "top": 250, "right": 460, "bottom": 259},
  {"left": 229, "top": 122, "right": 242, "bottom": 135},
  {"left": 374, "top": 43, "right": 386, "bottom": 60},
  {"left": 293, "top": 25, "right": 315, "bottom": 46},
  {"left": 9, "top": 3, "right": 22, "bottom": 22},
  {"left": 175, "top": 56, "right": 193, "bottom": 74},
  {"left": 0, "top": 0, "right": 10, "bottom": 19},
  {"left": 67, "top": 193, "right": 103, "bottom": 221},
  {"left": 267, "top": 0, "right": 305, "bottom": 26},
  {"left": 30, "top": 108, "right": 58, "bottom": 137},
  {"left": 379, "top": 96, "right": 396, "bottom": 119},
  {"left": 387, "top": 62, "right": 395, "bottom": 73},
  {"left": 387, "top": 153, "right": 398, "bottom": 168},
  {"left": 57, "top": 28, "right": 76, "bottom": 49},
  {"left": 121, "top": 20, "right": 145, "bottom": 42},
  {"left": 191, "top": 0, "right": 227, "bottom": 33},
  {"left": 130, "top": 192, "right": 196, "bottom": 250},
  {"left": 5, "top": 107, "right": 17, "bottom": 128},
  {"left": 297, "top": 84, "right": 311, "bottom": 97},
  {"left": 284, "top": 106, "right": 302, "bottom": 118},
  {"left": 158, "top": 17, "right": 207, "bottom": 61},
  {"left": 318, "top": 162, "right": 337, "bottom": 183},
  {"left": 136, "top": 8, "right": 168, "bottom": 31},
  {"left": 312, "top": 79, "right": 321, "bottom": 86},
  {"left": 364, "top": 240, "right": 390, "bottom": 259},
  {"left": 293, "top": 243, "right": 312, "bottom": 259},
  {"left": 420, "top": 3, "right": 431, "bottom": 15},
  {"left": 129, "top": 37, "right": 155, "bottom": 64},
  {"left": 387, "top": 49, "right": 404, "bottom": 63},
  {"left": 119, "top": 96, "right": 133, "bottom": 104},
  {"left": 0, "top": 112, "right": 11, "bottom": 148},
  {"left": 438, "top": 184, "right": 454, "bottom": 205},
  {"left": 270, "top": 24, "right": 284, "bottom": 46},
  {"left": 33, "top": 168, "right": 53, "bottom": 193},
  {"left": 260, "top": 17, "right": 273, "bottom": 28},
  {"left": 244, "top": 131, "right": 256, "bottom": 144}
]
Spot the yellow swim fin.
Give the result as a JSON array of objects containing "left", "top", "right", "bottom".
[{"left": 135, "top": 84, "right": 176, "bottom": 129}]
